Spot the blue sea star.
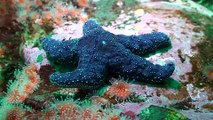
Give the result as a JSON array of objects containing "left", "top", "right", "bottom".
[{"left": 42, "top": 20, "right": 175, "bottom": 88}]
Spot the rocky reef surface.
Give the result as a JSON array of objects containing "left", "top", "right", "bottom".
[{"left": 0, "top": 0, "right": 213, "bottom": 120}]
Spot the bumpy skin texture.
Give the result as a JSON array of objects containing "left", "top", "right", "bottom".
[{"left": 42, "top": 20, "right": 175, "bottom": 88}]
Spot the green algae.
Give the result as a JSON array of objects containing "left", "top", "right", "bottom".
[
  {"left": 181, "top": 10, "right": 213, "bottom": 87},
  {"left": 195, "top": 0, "right": 213, "bottom": 11},
  {"left": 22, "top": 23, "right": 51, "bottom": 47},
  {"left": 94, "top": 0, "right": 138, "bottom": 25},
  {"left": 36, "top": 54, "right": 43, "bottom": 63},
  {"left": 139, "top": 105, "right": 188, "bottom": 120},
  {"left": 133, "top": 78, "right": 181, "bottom": 90}
]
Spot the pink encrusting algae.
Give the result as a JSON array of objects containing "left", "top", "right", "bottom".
[{"left": 0, "top": 0, "right": 213, "bottom": 120}]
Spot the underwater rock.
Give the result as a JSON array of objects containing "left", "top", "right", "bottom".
[
  {"left": 42, "top": 20, "right": 175, "bottom": 88},
  {"left": 180, "top": 110, "right": 213, "bottom": 120}
]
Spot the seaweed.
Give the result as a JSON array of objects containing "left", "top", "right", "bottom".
[
  {"left": 194, "top": 0, "right": 213, "bottom": 11},
  {"left": 181, "top": 10, "right": 213, "bottom": 87}
]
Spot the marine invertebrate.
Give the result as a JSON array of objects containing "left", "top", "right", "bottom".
[
  {"left": 78, "top": 104, "right": 126, "bottom": 120},
  {"left": 104, "top": 80, "right": 132, "bottom": 101},
  {"left": 42, "top": 20, "right": 175, "bottom": 89},
  {"left": 44, "top": 100, "right": 81, "bottom": 120},
  {"left": 6, "top": 64, "right": 40, "bottom": 103},
  {"left": 40, "top": 98, "right": 125, "bottom": 120},
  {"left": 80, "top": 107, "right": 102, "bottom": 120},
  {"left": 0, "top": 100, "right": 32, "bottom": 120},
  {"left": 6, "top": 107, "right": 29, "bottom": 120}
]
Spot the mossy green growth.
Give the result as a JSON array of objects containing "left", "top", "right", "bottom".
[
  {"left": 95, "top": 0, "right": 117, "bottom": 25},
  {"left": 94, "top": 0, "right": 138, "bottom": 25},
  {"left": 22, "top": 23, "right": 48, "bottom": 47},
  {"left": 197, "top": 24, "right": 213, "bottom": 65},
  {"left": 36, "top": 54, "right": 44, "bottom": 63},
  {"left": 139, "top": 105, "right": 188, "bottom": 120},
  {"left": 162, "top": 78, "right": 181, "bottom": 90},
  {"left": 0, "top": 62, "right": 22, "bottom": 87},
  {"left": 182, "top": 10, "right": 213, "bottom": 86},
  {"left": 195, "top": 0, "right": 213, "bottom": 11},
  {"left": 133, "top": 78, "right": 180, "bottom": 90}
]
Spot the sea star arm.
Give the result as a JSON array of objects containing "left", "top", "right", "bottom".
[
  {"left": 120, "top": 55, "right": 175, "bottom": 83},
  {"left": 49, "top": 63, "right": 106, "bottom": 88},
  {"left": 82, "top": 19, "right": 103, "bottom": 36},
  {"left": 42, "top": 38, "right": 79, "bottom": 71},
  {"left": 82, "top": 20, "right": 171, "bottom": 56},
  {"left": 116, "top": 32, "right": 171, "bottom": 56}
]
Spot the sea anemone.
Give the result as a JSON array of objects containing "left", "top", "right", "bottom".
[{"left": 104, "top": 80, "right": 132, "bottom": 102}]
